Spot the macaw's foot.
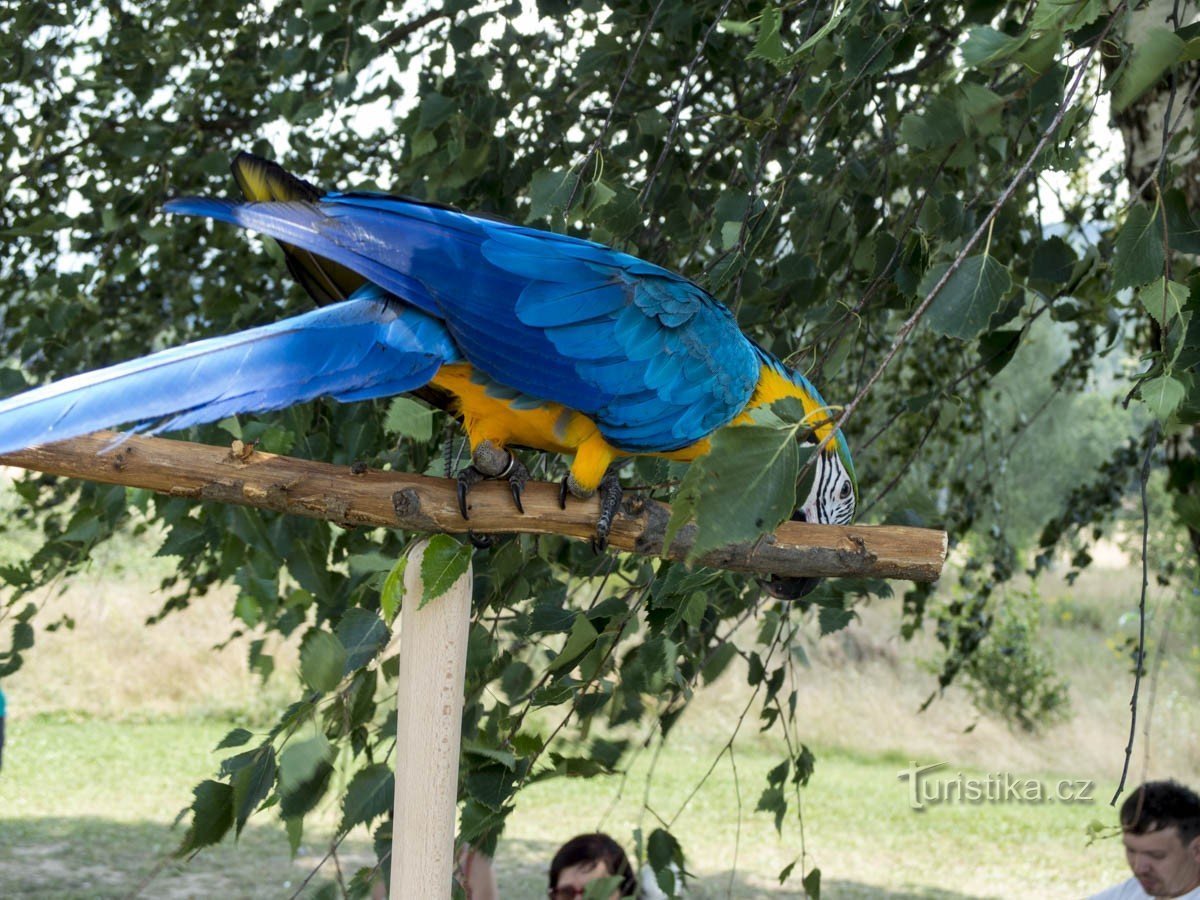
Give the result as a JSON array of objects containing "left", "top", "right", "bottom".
[
  {"left": 456, "top": 441, "right": 529, "bottom": 520},
  {"left": 594, "top": 468, "right": 623, "bottom": 552},
  {"left": 557, "top": 468, "right": 623, "bottom": 551}
]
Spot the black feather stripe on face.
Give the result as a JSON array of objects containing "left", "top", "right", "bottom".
[
  {"left": 813, "top": 450, "right": 855, "bottom": 526},
  {"left": 817, "top": 449, "right": 835, "bottom": 523}
]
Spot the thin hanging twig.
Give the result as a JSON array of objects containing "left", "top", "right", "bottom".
[{"left": 1112, "top": 423, "right": 1159, "bottom": 805}]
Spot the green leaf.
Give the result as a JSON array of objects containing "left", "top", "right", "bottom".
[
  {"left": 1032, "top": 0, "right": 1102, "bottom": 31},
  {"left": 701, "top": 641, "right": 738, "bottom": 685},
  {"left": 177, "top": 781, "right": 234, "bottom": 855},
  {"left": 586, "top": 180, "right": 616, "bottom": 213},
  {"left": 899, "top": 95, "right": 965, "bottom": 150},
  {"left": 818, "top": 606, "right": 855, "bottom": 636},
  {"left": 779, "top": 859, "right": 797, "bottom": 884},
  {"left": 383, "top": 397, "right": 434, "bottom": 442},
  {"left": 234, "top": 593, "right": 261, "bottom": 627},
  {"left": 720, "top": 220, "right": 742, "bottom": 250},
  {"left": 339, "top": 762, "right": 394, "bottom": 833},
  {"left": 1030, "top": 236, "right": 1077, "bottom": 284},
  {"left": 749, "top": 6, "right": 789, "bottom": 68},
  {"left": 757, "top": 784, "right": 787, "bottom": 832},
  {"left": 1113, "top": 205, "right": 1165, "bottom": 291},
  {"left": 978, "top": 330, "right": 1022, "bottom": 376},
  {"left": 1163, "top": 190, "right": 1200, "bottom": 254},
  {"left": 665, "top": 424, "right": 798, "bottom": 559},
  {"left": 279, "top": 734, "right": 334, "bottom": 794},
  {"left": 803, "top": 866, "right": 822, "bottom": 899},
  {"left": 530, "top": 598, "right": 574, "bottom": 633},
  {"left": 527, "top": 168, "right": 579, "bottom": 223},
  {"left": 418, "top": 92, "right": 456, "bottom": 130},
  {"left": 548, "top": 614, "right": 599, "bottom": 672},
  {"left": 380, "top": 556, "right": 406, "bottom": 625},
  {"left": 1141, "top": 374, "right": 1185, "bottom": 421},
  {"left": 232, "top": 745, "right": 276, "bottom": 835},
  {"left": 462, "top": 742, "right": 517, "bottom": 770},
  {"left": 1173, "top": 492, "right": 1200, "bottom": 530},
  {"left": 215, "top": 728, "right": 254, "bottom": 751},
  {"left": 419, "top": 535, "right": 472, "bottom": 607},
  {"left": 647, "top": 828, "right": 684, "bottom": 894},
  {"left": 300, "top": 628, "right": 347, "bottom": 692},
  {"left": 796, "top": 0, "right": 851, "bottom": 53},
  {"left": 922, "top": 254, "right": 1013, "bottom": 340},
  {"left": 955, "top": 83, "right": 1004, "bottom": 135},
  {"left": 719, "top": 19, "right": 755, "bottom": 36},
  {"left": 410, "top": 130, "right": 437, "bottom": 159},
  {"left": 284, "top": 817, "right": 303, "bottom": 858},
  {"left": 582, "top": 877, "right": 623, "bottom": 900},
  {"left": 466, "top": 762, "right": 517, "bottom": 812},
  {"left": 280, "top": 761, "right": 334, "bottom": 819},
  {"left": 1113, "top": 27, "right": 1184, "bottom": 112},
  {"left": 961, "top": 26, "right": 1027, "bottom": 68},
  {"left": 336, "top": 607, "right": 388, "bottom": 673},
  {"left": 1137, "top": 278, "right": 1189, "bottom": 329}
]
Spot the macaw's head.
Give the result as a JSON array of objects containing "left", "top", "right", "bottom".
[{"left": 760, "top": 371, "right": 858, "bottom": 601}]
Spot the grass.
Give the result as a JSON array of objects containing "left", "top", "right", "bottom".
[
  {"left": 2, "top": 515, "right": 1198, "bottom": 897},
  {"left": 0, "top": 716, "right": 373, "bottom": 899},
  {"left": 0, "top": 714, "right": 1132, "bottom": 898}
]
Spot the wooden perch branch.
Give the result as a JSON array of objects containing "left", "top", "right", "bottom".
[{"left": 0, "top": 431, "right": 946, "bottom": 582}]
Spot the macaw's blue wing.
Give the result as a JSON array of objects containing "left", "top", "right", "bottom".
[
  {"left": 0, "top": 287, "right": 459, "bottom": 455},
  {"left": 165, "top": 194, "right": 761, "bottom": 452}
]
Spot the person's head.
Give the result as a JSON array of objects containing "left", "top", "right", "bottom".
[
  {"left": 1120, "top": 780, "right": 1200, "bottom": 898},
  {"left": 548, "top": 833, "right": 637, "bottom": 900}
]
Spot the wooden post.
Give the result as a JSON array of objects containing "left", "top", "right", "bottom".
[{"left": 390, "top": 538, "right": 472, "bottom": 898}]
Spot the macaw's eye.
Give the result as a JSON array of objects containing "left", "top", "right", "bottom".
[
  {"left": 840, "top": 482, "right": 852, "bottom": 500},
  {"left": 800, "top": 430, "right": 817, "bottom": 445}
]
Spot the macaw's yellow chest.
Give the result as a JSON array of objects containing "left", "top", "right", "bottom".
[
  {"left": 426, "top": 361, "right": 748, "bottom": 492},
  {"left": 430, "top": 362, "right": 629, "bottom": 491},
  {"left": 429, "top": 362, "right": 597, "bottom": 456}
]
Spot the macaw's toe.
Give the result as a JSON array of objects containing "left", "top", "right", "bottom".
[
  {"left": 593, "top": 469, "right": 623, "bottom": 552},
  {"left": 558, "top": 469, "right": 621, "bottom": 550},
  {"left": 761, "top": 575, "right": 821, "bottom": 600},
  {"left": 456, "top": 465, "right": 486, "bottom": 520},
  {"left": 506, "top": 458, "right": 528, "bottom": 514},
  {"left": 456, "top": 447, "right": 529, "bottom": 520}
]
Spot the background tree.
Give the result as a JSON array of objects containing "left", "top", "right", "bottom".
[{"left": 2, "top": 1, "right": 1198, "bottom": 895}]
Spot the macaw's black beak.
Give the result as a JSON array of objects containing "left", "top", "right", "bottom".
[
  {"left": 758, "top": 508, "right": 820, "bottom": 599},
  {"left": 760, "top": 575, "right": 821, "bottom": 600}
]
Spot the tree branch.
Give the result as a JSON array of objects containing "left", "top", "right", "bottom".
[
  {"left": 377, "top": 8, "right": 449, "bottom": 49},
  {"left": 0, "top": 431, "right": 946, "bottom": 583}
]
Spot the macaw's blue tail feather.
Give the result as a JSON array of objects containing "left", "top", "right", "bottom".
[
  {"left": 0, "top": 289, "right": 458, "bottom": 455},
  {"left": 164, "top": 197, "right": 448, "bottom": 318}
]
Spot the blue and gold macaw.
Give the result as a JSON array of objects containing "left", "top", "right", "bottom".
[{"left": 0, "top": 154, "right": 856, "bottom": 593}]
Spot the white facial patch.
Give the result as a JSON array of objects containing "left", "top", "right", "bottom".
[{"left": 801, "top": 450, "right": 856, "bottom": 526}]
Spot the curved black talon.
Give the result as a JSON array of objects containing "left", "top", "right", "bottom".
[
  {"left": 456, "top": 465, "right": 488, "bottom": 520},
  {"left": 558, "top": 476, "right": 570, "bottom": 510},
  {"left": 502, "top": 454, "right": 529, "bottom": 514}
]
